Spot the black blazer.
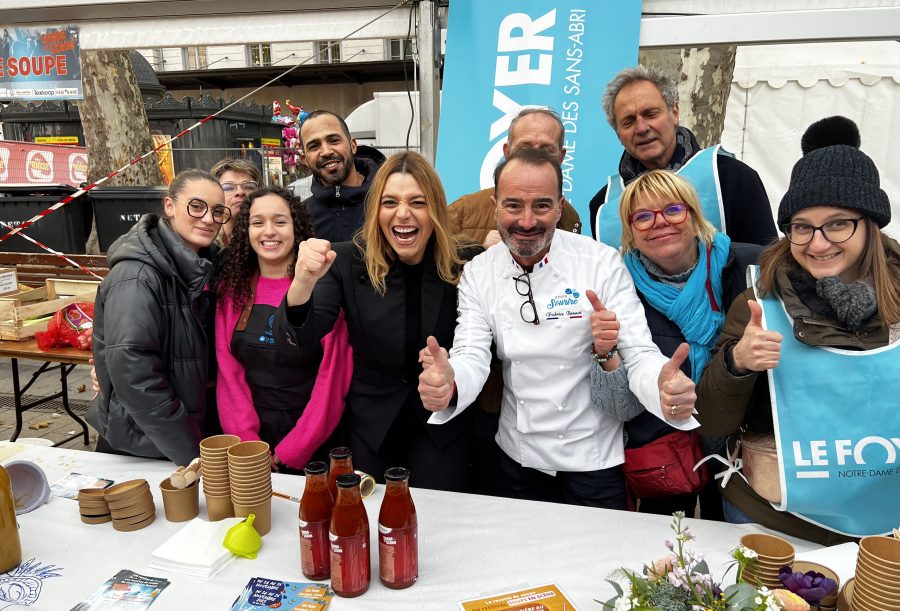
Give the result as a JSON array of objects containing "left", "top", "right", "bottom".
[{"left": 277, "top": 240, "right": 480, "bottom": 453}]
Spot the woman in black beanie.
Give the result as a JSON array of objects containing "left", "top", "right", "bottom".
[{"left": 695, "top": 116, "right": 900, "bottom": 545}]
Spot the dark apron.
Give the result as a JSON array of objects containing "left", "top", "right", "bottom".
[{"left": 230, "top": 301, "right": 320, "bottom": 449}]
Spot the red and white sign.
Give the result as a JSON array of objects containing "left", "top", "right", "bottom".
[{"left": 0, "top": 140, "right": 87, "bottom": 187}]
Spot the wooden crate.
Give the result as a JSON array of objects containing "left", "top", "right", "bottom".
[{"left": 0, "top": 278, "right": 100, "bottom": 341}]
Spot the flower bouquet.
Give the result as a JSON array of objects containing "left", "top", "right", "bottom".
[{"left": 599, "top": 512, "right": 836, "bottom": 611}]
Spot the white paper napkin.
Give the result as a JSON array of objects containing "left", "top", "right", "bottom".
[{"left": 149, "top": 517, "right": 242, "bottom": 579}]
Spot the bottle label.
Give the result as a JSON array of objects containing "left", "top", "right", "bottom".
[
  {"left": 330, "top": 532, "right": 370, "bottom": 595},
  {"left": 299, "top": 519, "right": 330, "bottom": 579},
  {"left": 378, "top": 523, "right": 418, "bottom": 586}
]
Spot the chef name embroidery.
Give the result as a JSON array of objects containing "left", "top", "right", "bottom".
[{"left": 545, "top": 288, "right": 584, "bottom": 320}]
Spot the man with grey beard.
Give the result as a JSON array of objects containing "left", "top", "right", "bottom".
[
  {"left": 418, "top": 148, "right": 699, "bottom": 508},
  {"left": 299, "top": 110, "right": 385, "bottom": 242}
]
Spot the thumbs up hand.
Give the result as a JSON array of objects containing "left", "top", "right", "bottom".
[
  {"left": 657, "top": 343, "right": 697, "bottom": 422},
  {"left": 731, "top": 299, "right": 783, "bottom": 374},
  {"left": 418, "top": 336, "right": 456, "bottom": 412},
  {"left": 586, "top": 290, "right": 619, "bottom": 356}
]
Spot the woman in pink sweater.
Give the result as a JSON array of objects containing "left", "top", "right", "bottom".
[{"left": 215, "top": 187, "right": 351, "bottom": 471}]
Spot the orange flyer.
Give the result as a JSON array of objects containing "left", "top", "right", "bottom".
[{"left": 458, "top": 583, "right": 577, "bottom": 611}]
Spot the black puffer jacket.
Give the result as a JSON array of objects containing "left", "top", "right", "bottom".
[
  {"left": 303, "top": 145, "right": 386, "bottom": 243},
  {"left": 89, "top": 214, "right": 216, "bottom": 465}
]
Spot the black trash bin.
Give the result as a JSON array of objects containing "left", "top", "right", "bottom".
[
  {"left": 90, "top": 186, "right": 166, "bottom": 252},
  {"left": 0, "top": 184, "right": 89, "bottom": 254}
]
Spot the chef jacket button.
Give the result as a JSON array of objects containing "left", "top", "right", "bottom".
[
  {"left": 519, "top": 400, "right": 525, "bottom": 405},
  {"left": 559, "top": 364, "right": 565, "bottom": 370},
  {"left": 557, "top": 405, "right": 564, "bottom": 412},
  {"left": 557, "top": 433, "right": 564, "bottom": 439},
  {"left": 556, "top": 322, "right": 562, "bottom": 328}
]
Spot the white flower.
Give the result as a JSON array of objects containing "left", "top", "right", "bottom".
[{"left": 613, "top": 595, "right": 634, "bottom": 611}]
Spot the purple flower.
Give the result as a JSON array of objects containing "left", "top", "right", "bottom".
[{"left": 778, "top": 566, "right": 838, "bottom": 603}]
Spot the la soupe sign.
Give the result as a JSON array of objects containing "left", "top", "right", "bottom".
[{"left": 1, "top": 26, "right": 83, "bottom": 100}]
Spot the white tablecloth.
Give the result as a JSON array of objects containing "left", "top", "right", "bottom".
[{"left": 2, "top": 444, "right": 824, "bottom": 610}]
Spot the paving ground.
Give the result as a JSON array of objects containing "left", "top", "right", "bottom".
[{"left": 0, "top": 357, "right": 98, "bottom": 451}]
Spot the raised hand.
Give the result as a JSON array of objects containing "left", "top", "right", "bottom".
[
  {"left": 586, "top": 290, "right": 618, "bottom": 355},
  {"left": 658, "top": 343, "right": 697, "bottom": 422},
  {"left": 418, "top": 336, "right": 455, "bottom": 412},
  {"left": 287, "top": 238, "right": 337, "bottom": 306},
  {"left": 731, "top": 300, "right": 782, "bottom": 374}
]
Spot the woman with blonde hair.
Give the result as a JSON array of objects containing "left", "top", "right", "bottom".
[
  {"left": 591, "top": 169, "right": 760, "bottom": 518},
  {"left": 696, "top": 117, "right": 900, "bottom": 543},
  {"left": 277, "top": 151, "right": 480, "bottom": 490}
]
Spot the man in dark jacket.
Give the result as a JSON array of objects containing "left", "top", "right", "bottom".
[
  {"left": 589, "top": 65, "right": 777, "bottom": 249},
  {"left": 299, "top": 110, "right": 386, "bottom": 242}
]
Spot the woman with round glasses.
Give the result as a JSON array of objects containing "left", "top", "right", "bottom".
[
  {"left": 592, "top": 169, "right": 760, "bottom": 518},
  {"left": 277, "top": 152, "right": 480, "bottom": 491},
  {"left": 90, "top": 169, "right": 226, "bottom": 465},
  {"left": 696, "top": 117, "right": 900, "bottom": 543},
  {"left": 211, "top": 158, "right": 262, "bottom": 246}
]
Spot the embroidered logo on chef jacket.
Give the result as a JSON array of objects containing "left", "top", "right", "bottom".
[{"left": 545, "top": 288, "right": 584, "bottom": 320}]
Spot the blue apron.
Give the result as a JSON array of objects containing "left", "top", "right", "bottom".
[
  {"left": 596, "top": 145, "right": 728, "bottom": 250},
  {"left": 750, "top": 266, "right": 900, "bottom": 536}
]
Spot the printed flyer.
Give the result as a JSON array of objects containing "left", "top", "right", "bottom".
[
  {"left": 459, "top": 583, "right": 576, "bottom": 610},
  {"left": 230, "top": 577, "right": 333, "bottom": 610}
]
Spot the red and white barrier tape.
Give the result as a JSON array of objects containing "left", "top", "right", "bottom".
[
  {"left": 0, "top": 221, "right": 104, "bottom": 280},
  {"left": 0, "top": 0, "right": 412, "bottom": 259}
]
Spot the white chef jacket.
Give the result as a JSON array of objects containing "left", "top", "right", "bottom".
[{"left": 428, "top": 230, "right": 699, "bottom": 474}]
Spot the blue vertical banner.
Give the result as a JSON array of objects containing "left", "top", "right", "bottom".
[{"left": 436, "top": 1, "right": 642, "bottom": 223}]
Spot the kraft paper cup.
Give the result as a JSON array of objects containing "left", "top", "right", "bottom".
[
  {"left": 160, "top": 478, "right": 200, "bottom": 522},
  {"left": 855, "top": 569, "right": 900, "bottom": 600},
  {"left": 227, "top": 441, "right": 270, "bottom": 463},
  {"left": 231, "top": 490, "right": 273, "bottom": 507},
  {"left": 205, "top": 493, "right": 234, "bottom": 521},
  {"left": 852, "top": 581, "right": 900, "bottom": 610},
  {"left": 859, "top": 536, "right": 900, "bottom": 569},
  {"left": 233, "top": 498, "right": 271, "bottom": 536},
  {"left": 740, "top": 533, "right": 795, "bottom": 562},
  {"left": 200, "top": 434, "right": 241, "bottom": 452},
  {"left": 857, "top": 552, "right": 900, "bottom": 580}
]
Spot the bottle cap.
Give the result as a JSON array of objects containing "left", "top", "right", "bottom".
[
  {"left": 304, "top": 461, "right": 327, "bottom": 475},
  {"left": 336, "top": 473, "right": 361, "bottom": 488},
  {"left": 384, "top": 467, "right": 410, "bottom": 482},
  {"left": 329, "top": 447, "right": 352, "bottom": 460}
]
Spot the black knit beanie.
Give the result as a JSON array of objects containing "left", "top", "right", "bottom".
[{"left": 778, "top": 116, "right": 890, "bottom": 228}]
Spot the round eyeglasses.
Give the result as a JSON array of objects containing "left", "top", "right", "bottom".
[
  {"left": 220, "top": 181, "right": 258, "bottom": 194},
  {"left": 177, "top": 198, "right": 231, "bottom": 225},
  {"left": 629, "top": 203, "right": 689, "bottom": 231}
]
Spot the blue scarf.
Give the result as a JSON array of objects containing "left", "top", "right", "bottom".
[{"left": 624, "top": 232, "right": 731, "bottom": 382}]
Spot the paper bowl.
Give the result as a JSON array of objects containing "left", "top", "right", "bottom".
[
  {"left": 859, "top": 536, "right": 900, "bottom": 570},
  {"left": 4, "top": 460, "right": 50, "bottom": 514},
  {"left": 740, "top": 533, "right": 794, "bottom": 562}
]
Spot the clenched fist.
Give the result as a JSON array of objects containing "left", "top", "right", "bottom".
[{"left": 286, "top": 238, "right": 337, "bottom": 306}]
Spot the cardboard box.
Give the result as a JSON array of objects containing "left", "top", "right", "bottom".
[{"left": 0, "top": 278, "right": 99, "bottom": 340}]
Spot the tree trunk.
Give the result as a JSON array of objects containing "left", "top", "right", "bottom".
[
  {"left": 80, "top": 49, "right": 163, "bottom": 253},
  {"left": 639, "top": 46, "right": 737, "bottom": 148}
]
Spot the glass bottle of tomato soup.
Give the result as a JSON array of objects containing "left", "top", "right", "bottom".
[
  {"left": 326, "top": 447, "right": 353, "bottom": 503},
  {"left": 378, "top": 467, "right": 418, "bottom": 589},
  {"left": 329, "top": 473, "right": 370, "bottom": 597},
  {"left": 299, "top": 461, "right": 333, "bottom": 580}
]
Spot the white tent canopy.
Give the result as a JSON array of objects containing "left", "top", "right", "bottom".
[{"left": 722, "top": 40, "right": 900, "bottom": 238}]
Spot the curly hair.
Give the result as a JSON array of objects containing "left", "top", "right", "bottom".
[{"left": 216, "top": 186, "right": 314, "bottom": 309}]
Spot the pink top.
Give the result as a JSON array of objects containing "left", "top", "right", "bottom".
[{"left": 216, "top": 276, "right": 352, "bottom": 469}]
